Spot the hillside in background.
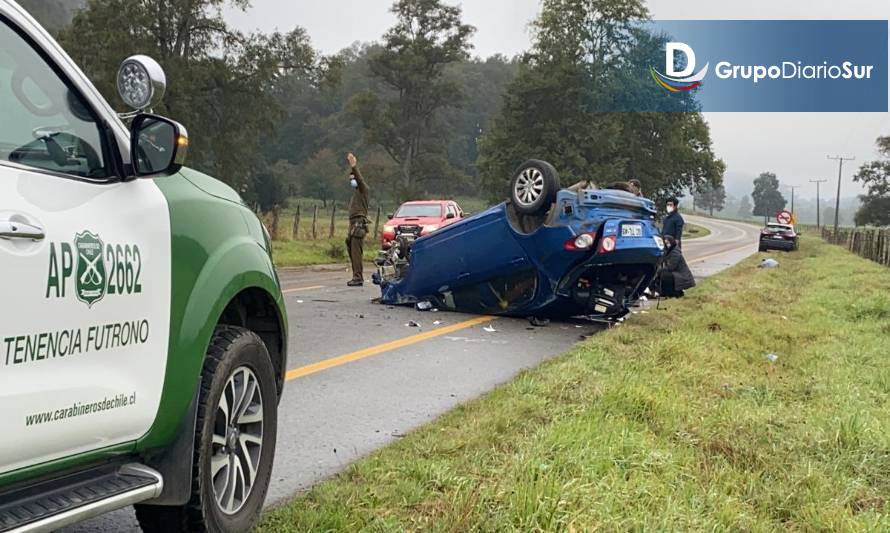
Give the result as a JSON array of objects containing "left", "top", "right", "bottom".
[{"left": 16, "top": 0, "right": 84, "bottom": 33}]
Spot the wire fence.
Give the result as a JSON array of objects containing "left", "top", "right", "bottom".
[
  {"left": 822, "top": 227, "right": 890, "bottom": 267},
  {"left": 257, "top": 203, "right": 393, "bottom": 242}
]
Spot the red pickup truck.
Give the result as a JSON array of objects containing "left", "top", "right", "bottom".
[{"left": 381, "top": 200, "right": 465, "bottom": 249}]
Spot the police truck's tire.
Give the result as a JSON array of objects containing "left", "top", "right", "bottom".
[
  {"left": 135, "top": 326, "right": 278, "bottom": 533},
  {"left": 510, "top": 160, "right": 560, "bottom": 215}
]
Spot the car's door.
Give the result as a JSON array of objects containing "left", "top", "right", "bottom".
[{"left": 0, "top": 17, "right": 171, "bottom": 475}]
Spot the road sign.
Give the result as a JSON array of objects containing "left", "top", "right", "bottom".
[{"left": 776, "top": 210, "right": 792, "bottom": 224}]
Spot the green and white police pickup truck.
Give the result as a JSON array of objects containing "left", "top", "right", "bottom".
[{"left": 0, "top": 2, "right": 288, "bottom": 531}]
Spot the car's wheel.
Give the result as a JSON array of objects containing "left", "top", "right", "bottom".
[
  {"left": 135, "top": 326, "right": 278, "bottom": 533},
  {"left": 510, "top": 160, "right": 560, "bottom": 215}
]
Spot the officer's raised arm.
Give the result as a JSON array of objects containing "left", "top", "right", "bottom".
[{"left": 347, "top": 152, "right": 368, "bottom": 193}]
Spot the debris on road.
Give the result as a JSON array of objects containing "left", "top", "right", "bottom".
[
  {"left": 416, "top": 301, "right": 434, "bottom": 311},
  {"left": 527, "top": 316, "right": 551, "bottom": 327},
  {"left": 406, "top": 321, "right": 421, "bottom": 328},
  {"left": 296, "top": 300, "right": 304, "bottom": 304},
  {"left": 433, "top": 320, "right": 444, "bottom": 326},
  {"left": 759, "top": 258, "right": 780, "bottom": 269},
  {"left": 483, "top": 325, "right": 497, "bottom": 333}
]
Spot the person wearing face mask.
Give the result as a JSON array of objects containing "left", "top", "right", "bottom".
[
  {"left": 345, "top": 152, "right": 370, "bottom": 287},
  {"left": 661, "top": 197, "right": 685, "bottom": 249},
  {"left": 657, "top": 235, "right": 695, "bottom": 297}
]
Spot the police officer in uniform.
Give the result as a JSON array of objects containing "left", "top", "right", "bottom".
[{"left": 345, "top": 152, "right": 369, "bottom": 287}]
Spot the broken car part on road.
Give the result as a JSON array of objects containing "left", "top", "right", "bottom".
[{"left": 373, "top": 160, "right": 665, "bottom": 320}]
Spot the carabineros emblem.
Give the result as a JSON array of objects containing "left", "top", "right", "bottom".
[{"left": 75, "top": 231, "right": 106, "bottom": 307}]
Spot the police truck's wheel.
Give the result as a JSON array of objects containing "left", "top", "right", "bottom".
[
  {"left": 135, "top": 326, "right": 278, "bottom": 533},
  {"left": 510, "top": 160, "right": 560, "bottom": 215}
]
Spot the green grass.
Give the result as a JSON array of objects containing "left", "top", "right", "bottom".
[
  {"left": 261, "top": 236, "right": 890, "bottom": 531},
  {"left": 272, "top": 238, "right": 378, "bottom": 268},
  {"left": 684, "top": 222, "right": 711, "bottom": 240}
]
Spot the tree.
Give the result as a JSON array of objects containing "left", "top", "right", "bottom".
[
  {"left": 751, "top": 172, "right": 787, "bottom": 220},
  {"left": 297, "top": 149, "right": 347, "bottom": 207},
  {"left": 694, "top": 183, "right": 726, "bottom": 216},
  {"left": 443, "top": 55, "right": 518, "bottom": 193},
  {"left": 853, "top": 136, "right": 890, "bottom": 226},
  {"left": 59, "top": 0, "right": 316, "bottom": 202},
  {"left": 349, "top": 0, "right": 475, "bottom": 200},
  {"left": 477, "top": 0, "right": 724, "bottom": 203},
  {"left": 17, "top": 0, "right": 84, "bottom": 33},
  {"left": 737, "top": 195, "right": 753, "bottom": 218}
]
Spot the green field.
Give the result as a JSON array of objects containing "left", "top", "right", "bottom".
[
  {"left": 261, "top": 236, "right": 890, "bottom": 531},
  {"left": 272, "top": 238, "right": 378, "bottom": 268}
]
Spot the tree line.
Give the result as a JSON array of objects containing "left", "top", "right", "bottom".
[
  {"left": 51, "top": 0, "right": 726, "bottom": 211},
  {"left": 702, "top": 140, "right": 889, "bottom": 227}
]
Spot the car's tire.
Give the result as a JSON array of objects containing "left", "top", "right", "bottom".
[
  {"left": 510, "top": 160, "right": 560, "bottom": 215},
  {"left": 135, "top": 326, "right": 278, "bottom": 533}
]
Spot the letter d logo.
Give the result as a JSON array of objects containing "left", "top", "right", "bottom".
[
  {"left": 651, "top": 42, "right": 709, "bottom": 92},
  {"left": 666, "top": 42, "right": 696, "bottom": 77}
]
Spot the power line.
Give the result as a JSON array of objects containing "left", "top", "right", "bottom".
[
  {"left": 809, "top": 179, "right": 828, "bottom": 229},
  {"left": 827, "top": 155, "right": 855, "bottom": 234}
]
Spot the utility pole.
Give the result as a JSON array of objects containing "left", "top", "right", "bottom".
[
  {"left": 809, "top": 179, "right": 827, "bottom": 229},
  {"left": 827, "top": 155, "right": 855, "bottom": 235},
  {"left": 786, "top": 185, "right": 800, "bottom": 215}
]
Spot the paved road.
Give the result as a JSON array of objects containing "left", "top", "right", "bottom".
[{"left": 65, "top": 215, "right": 760, "bottom": 532}]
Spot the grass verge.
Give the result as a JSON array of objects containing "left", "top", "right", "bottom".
[
  {"left": 273, "top": 238, "right": 377, "bottom": 268},
  {"left": 261, "top": 236, "right": 890, "bottom": 531},
  {"left": 684, "top": 222, "right": 711, "bottom": 240}
]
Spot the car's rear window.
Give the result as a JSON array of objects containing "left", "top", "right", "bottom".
[
  {"left": 396, "top": 204, "right": 442, "bottom": 218},
  {"left": 766, "top": 225, "right": 792, "bottom": 232}
]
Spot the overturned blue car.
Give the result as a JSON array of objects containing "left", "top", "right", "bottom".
[{"left": 373, "top": 160, "right": 665, "bottom": 319}]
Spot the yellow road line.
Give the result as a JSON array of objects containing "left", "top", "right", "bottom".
[
  {"left": 285, "top": 315, "right": 498, "bottom": 381},
  {"left": 283, "top": 285, "right": 325, "bottom": 294}
]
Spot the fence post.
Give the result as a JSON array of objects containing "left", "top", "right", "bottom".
[
  {"left": 312, "top": 205, "right": 318, "bottom": 240},
  {"left": 329, "top": 204, "right": 337, "bottom": 239},
  {"left": 372, "top": 206, "right": 381, "bottom": 242},
  {"left": 270, "top": 205, "right": 280, "bottom": 240},
  {"left": 292, "top": 205, "right": 301, "bottom": 240}
]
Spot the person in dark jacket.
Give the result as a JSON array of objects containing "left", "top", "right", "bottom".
[
  {"left": 661, "top": 197, "right": 685, "bottom": 248},
  {"left": 658, "top": 235, "right": 696, "bottom": 297},
  {"left": 345, "top": 152, "right": 369, "bottom": 287}
]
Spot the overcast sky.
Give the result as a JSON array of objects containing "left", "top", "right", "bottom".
[{"left": 225, "top": 0, "right": 890, "bottom": 200}]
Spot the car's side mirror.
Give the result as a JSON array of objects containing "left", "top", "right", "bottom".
[
  {"left": 388, "top": 213, "right": 394, "bottom": 220},
  {"left": 130, "top": 113, "right": 188, "bottom": 177},
  {"left": 446, "top": 212, "right": 455, "bottom": 219}
]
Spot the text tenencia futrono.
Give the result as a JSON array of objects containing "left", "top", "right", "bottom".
[
  {"left": 3, "top": 320, "right": 150, "bottom": 366},
  {"left": 715, "top": 60, "right": 875, "bottom": 84}
]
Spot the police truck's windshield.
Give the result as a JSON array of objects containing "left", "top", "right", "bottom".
[{"left": 0, "top": 19, "right": 106, "bottom": 178}]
